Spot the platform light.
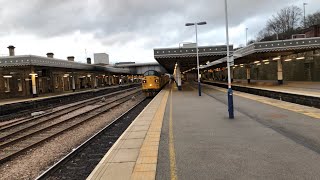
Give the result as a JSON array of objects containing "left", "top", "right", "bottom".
[
  {"left": 256, "top": 63, "right": 261, "bottom": 66},
  {"left": 254, "top": 60, "right": 260, "bottom": 64},
  {"left": 296, "top": 57, "right": 305, "bottom": 60},
  {"left": 240, "top": 64, "right": 244, "bottom": 66},
  {"left": 264, "top": 62, "right": 270, "bottom": 64},
  {"left": 284, "top": 58, "right": 292, "bottom": 62},
  {"left": 3, "top": 75, "right": 12, "bottom": 78},
  {"left": 186, "top": 21, "right": 207, "bottom": 97},
  {"left": 29, "top": 73, "right": 38, "bottom": 76},
  {"left": 262, "top": 59, "right": 269, "bottom": 62},
  {"left": 240, "top": 65, "right": 244, "bottom": 67},
  {"left": 234, "top": 64, "right": 238, "bottom": 67},
  {"left": 273, "top": 57, "right": 281, "bottom": 60}
]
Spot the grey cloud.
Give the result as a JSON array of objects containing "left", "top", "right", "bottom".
[{"left": 0, "top": 0, "right": 317, "bottom": 49}]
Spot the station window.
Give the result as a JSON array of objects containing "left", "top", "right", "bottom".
[
  {"left": 17, "top": 79, "right": 22, "bottom": 91},
  {"left": 4, "top": 78, "right": 10, "bottom": 92}
]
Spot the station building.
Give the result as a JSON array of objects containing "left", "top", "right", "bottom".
[
  {"left": 200, "top": 39, "right": 320, "bottom": 83},
  {"left": 0, "top": 46, "right": 133, "bottom": 100}
]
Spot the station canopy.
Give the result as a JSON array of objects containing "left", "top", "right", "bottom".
[
  {"left": 153, "top": 45, "right": 233, "bottom": 73},
  {"left": 0, "top": 55, "right": 131, "bottom": 74},
  {"left": 200, "top": 37, "right": 320, "bottom": 69}
]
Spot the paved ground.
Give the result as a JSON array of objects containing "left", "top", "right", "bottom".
[
  {"left": 205, "top": 79, "right": 320, "bottom": 97},
  {"left": 157, "top": 83, "right": 320, "bottom": 180}
]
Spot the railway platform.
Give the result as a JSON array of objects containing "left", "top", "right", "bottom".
[
  {"left": 88, "top": 82, "right": 320, "bottom": 179},
  {"left": 202, "top": 80, "right": 320, "bottom": 108},
  {"left": 203, "top": 80, "right": 320, "bottom": 97}
]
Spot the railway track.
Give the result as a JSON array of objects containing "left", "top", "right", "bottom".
[
  {"left": 0, "top": 88, "right": 141, "bottom": 164},
  {"left": 0, "top": 84, "right": 141, "bottom": 121},
  {"left": 36, "top": 98, "right": 150, "bottom": 180},
  {"left": 0, "top": 86, "right": 138, "bottom": 130}
]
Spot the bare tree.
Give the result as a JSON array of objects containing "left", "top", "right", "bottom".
[
  {"left": 305, "top": 11, "right": 320, "bottom": 27},
  {"left": 257, "top": 5, "right": 303, "bottom": 41},
  {"left": 267, "top": 6, "right": 302, "bottom": 34},
  {"left": 256, "top": 27, "right": 273, "bottom": 41},
  {"left": 247, "top": 39, "right": 256, "bottom": 45}
]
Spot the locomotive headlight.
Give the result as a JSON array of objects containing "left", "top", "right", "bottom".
[
  {"left": 143, "top": 80, "right": 146, "bottom": 83},
  {"left": 155, "top": 79, "right": 159, "bottom": 83}
]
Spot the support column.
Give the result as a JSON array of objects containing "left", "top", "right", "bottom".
[
  {"left": 277, "top": 58, "right": 283, "bottom": 85},
  {"left": 112, "top": 76, "right": 115, "bottom": 85},
  {"left": 94, "top": 75, "right": 97, "bottom": 88},
  {"left": 72, "top": 74, "right": 75, "bottom": 92},
  {"left": 173, "top": 64, "right": 182, "bottom": 90},
  {"left": 31, "top": 73, "right": 37, "bottom": 97},
  {"left": 108, "top": 74, "right": 111, "bottom": 86},
  {"left": 246, "top": 66, "right": 251, "bottom": 84},
  {"left": 62, "top": 76, "right": 65, "bottom": 91}
]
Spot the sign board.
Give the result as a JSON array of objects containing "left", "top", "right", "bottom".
[{"left": 228, "top": 56, "right": 234, "bottom": 66}]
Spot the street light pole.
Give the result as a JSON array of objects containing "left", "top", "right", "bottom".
[
  {"left": 245, "top": 28, "right": 248, "bottom": 45},
  {"left": 225, "top": 0, "right": 234, "bottom": 119},
  {"left": 186, "top": 21, "right": 207, "bottom": 96},
  {"left": 195, "top": 23, "right": 201, "bottom": 96}
]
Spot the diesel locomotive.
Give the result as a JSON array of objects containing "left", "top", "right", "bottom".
[{"left": 142, "top": 70, "right": 169, "bottom": 97}]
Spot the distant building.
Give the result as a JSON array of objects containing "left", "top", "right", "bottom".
[
  {"left": 305, "top": 24, "right": 320, "bottom": 38},
  {"left": 115, "top": 62, "right": 135, "bottom": 65},
  {"left": 182, "top": 43, "right": 197, "bottom": 48},
  {"left": 260, "top": 24, "right": 320, "bottom": 42},
  {"left": 94, "top": 53, "right": 109, "bottom": 65}
]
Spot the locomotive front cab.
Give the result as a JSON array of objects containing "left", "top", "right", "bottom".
[{"left": 142, "top": 70, "right": 160, "bottom": 90}]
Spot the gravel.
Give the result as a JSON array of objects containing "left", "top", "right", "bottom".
[
  {"left": 0, "top": 93, "right": 146, "bottom": 180},
  {"left": 42, "top": 98, "right": 152, "bottom": 180}
]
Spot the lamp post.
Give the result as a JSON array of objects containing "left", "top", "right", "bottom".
[
  {"left": 225, "top": 0, "right": 234, "bottom": 119},
  {"left": 186, "top": 21, "right": 207, "bottom": 96},
  {"left": 245, "top": 28, "right": 248, "bottom": 45},
  {"left": 303, "top": 3, "right": 308, "bottom": 28}
]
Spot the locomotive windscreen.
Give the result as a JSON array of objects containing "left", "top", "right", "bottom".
[{"left": 143, "top": 70, "right": 160, "bottom": 77}]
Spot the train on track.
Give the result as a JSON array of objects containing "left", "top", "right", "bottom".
[{"left": 142, "top": 70, "right": 169, "bottom": 97}]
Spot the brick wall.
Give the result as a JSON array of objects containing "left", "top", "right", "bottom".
[{"left": 305, "top": 25, "right": 320, "bottom": 38}]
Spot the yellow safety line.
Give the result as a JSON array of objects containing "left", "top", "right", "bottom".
[
  {"left": 204, "top": 85, "right": 320, "bottom": 119},
  {"left": 169, "top": 88, "right": 178, "bottom": 180}
]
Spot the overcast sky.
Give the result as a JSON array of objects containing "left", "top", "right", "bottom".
[{"left": 0, "top": 0, "right": 319, "bottom": 64}]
